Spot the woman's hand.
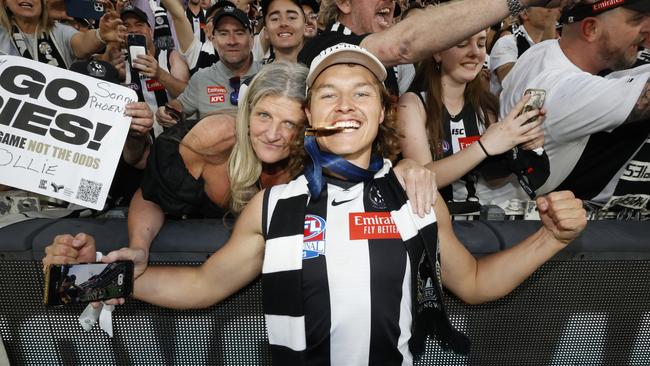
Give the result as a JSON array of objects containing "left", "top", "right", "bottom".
[
  {"left": 479, "top": 95, "right": 546, "bottom": 156},
  {"left": 393, "top": 158, "right": 438, "bottom": 217}
]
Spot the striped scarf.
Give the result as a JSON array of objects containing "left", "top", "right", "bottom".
[{"left": 262, "top": 161, "right": 469, "bottom": 365}]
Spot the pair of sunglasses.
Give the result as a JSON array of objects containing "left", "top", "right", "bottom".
[{"left": 229, "top": 76, "right": 240, "bottom": 106}]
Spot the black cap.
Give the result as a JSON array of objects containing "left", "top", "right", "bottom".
[
  {"left": 561, "top": 0, "right": 650, "bottom": 24},
  {"left": 212, "top": 4, "right": 252, "bottom": 31},
  {"left": 207, "top": 0, "right": 237, "bottom": 17},
  {"left": 300, "top": 0, "right": 319, "bottom": 13},
  {"left": 121, "top": 6, "right": 150, "bottom": 25},
  {"left": 70, "top": 60, "right": 120, "bottom": 84}
]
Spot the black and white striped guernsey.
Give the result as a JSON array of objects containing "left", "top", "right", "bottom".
[{"left": 261, "top": 161, "right": 469, "bottom": 365}]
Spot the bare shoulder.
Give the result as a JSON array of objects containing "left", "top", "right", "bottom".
[{"left": 397, "top": 92, "right": 427, "bottom": 124}]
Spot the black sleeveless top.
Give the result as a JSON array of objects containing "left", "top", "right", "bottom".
[{"left": 140, "top": 122, "right": 227, "bottom": 218}]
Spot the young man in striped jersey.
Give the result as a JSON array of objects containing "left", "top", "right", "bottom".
[{"left": 44, "top": 44, "right": 587, "bottom": 365}]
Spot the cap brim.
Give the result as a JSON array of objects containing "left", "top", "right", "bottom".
[
  {"left": 625, "top": 2, "right": 650, "bottom": 13},
  {"left": 213, "top": 13, "right": 251, "bottom": 30},
  {"left": 307, "top": 49, "right": 387, "bottom": 88}
]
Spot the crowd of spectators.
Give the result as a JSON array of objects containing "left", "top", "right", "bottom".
[
  {"left": 2, "top": 0, "right": 648, "bottom": 220},
  {"left": 27, "top": 0, "right": 649, "bottom": 362}
]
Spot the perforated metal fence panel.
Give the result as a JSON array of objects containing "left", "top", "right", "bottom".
[{"left": 2, "top": 258, "right": 650, "bottom": 365}]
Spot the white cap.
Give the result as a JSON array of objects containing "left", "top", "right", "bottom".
[{"left": 306, "top": 43, "right": 387, "bottom": 89}]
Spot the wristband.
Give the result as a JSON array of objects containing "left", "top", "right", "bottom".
[
  {"left": 95, "top": 29, "right": 106, "bottom": 45},
  {"left": 477, "top": 139, "right": 490, "bottom": 157},
  {"left": 506, "top": 0, "right": 525, "bottom": 17},
  {"left": 95, "top": 251, "right": 104, "bottom": 261}
]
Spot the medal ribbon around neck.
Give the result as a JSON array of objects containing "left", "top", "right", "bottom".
[{"left": 303, "top": 135, "right": 383, "bottom": 199}]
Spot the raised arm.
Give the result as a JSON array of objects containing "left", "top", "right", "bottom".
[
  {"left": 361, "top": 0, "right": 587, "bottom": 66},
  {"left": 128, "top": 189, "right": 266, "bottom": 309},
  {"left": 70, "top": 9, "right": 126, "bottom": 59},
  {"left": 437, "top": 190, "right": 586, "bottom": 305},
  {"left": 133, "top": 51, "right": 190, "bottom": 98},
  {"left": 397, "top": 92, "right": 544, "bottom": 188},
  {"left": 122, "top": 102, "right": 154, "bottom": 168},
  {"left": 160, "top": 0, "right": 196, "bottom": 53}
]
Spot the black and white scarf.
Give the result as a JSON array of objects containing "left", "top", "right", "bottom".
[
  {"left": 150, "top": 0, "right": 175, "bottom": 50},
  {"left": 514, "top": 26, "right": 534, "bottom": 58},
  {"left": 262, "top": 160, "right": 470, "bottom": 365},
  {"left": 11, "top": 24, "right": 67, "bottom": 68}
]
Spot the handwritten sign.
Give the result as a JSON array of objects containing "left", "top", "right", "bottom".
[{"left": 0, "top": 56, "right": 136, "bottom": 210}]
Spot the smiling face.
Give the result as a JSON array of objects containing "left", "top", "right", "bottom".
[
  {"left": 438, "top": 30, "right": 487, "bottom": 86},
  {"left": 213, "top": 16, "right": 253, "bottom": 70},
  {"left": 264, "top": 0, "right": 305, "bottom": 51},
  {"left": 6, "top": 0, "right": 42, "bottom": 21},
  {"left": 338, "top": 0, "right": 395, "bottom": 34},
  {"left": 249, "top": 95, "right": 305, "bottom": 164},
  {"left": 305, "top": 64, "right": 385, "bottom": 168},
  {"left": 301, "top": 4, "right": 318, "bottom": 38}
]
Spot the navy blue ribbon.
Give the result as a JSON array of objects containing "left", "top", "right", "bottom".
[{"left": 304, "top": 135, "right": 383, "bottom": 198}]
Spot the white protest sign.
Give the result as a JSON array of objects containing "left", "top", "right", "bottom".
[{"left": 0, "top": 56, "right": 136, "bottom": 210}]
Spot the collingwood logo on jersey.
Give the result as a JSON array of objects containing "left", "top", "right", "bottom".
[
  {"left": 303, "top": 214, "right": 326, "bottom": 259},
  {"left": 369, "top": 184, "right": 386, "bottom": 209}
]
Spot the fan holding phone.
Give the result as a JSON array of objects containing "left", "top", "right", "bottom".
[{"left": 119, "top": 6, "right": 189, "bottom": 104}]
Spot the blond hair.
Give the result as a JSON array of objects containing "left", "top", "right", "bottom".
[
  {"left": 228, "top": 62, "right": 309, "bottom": 213},
  {"left": 318, "top": 0, "right": 341, "bottom": 29},
  {"left": 0, "top": 0, "right": 52, "bottom": 34}
]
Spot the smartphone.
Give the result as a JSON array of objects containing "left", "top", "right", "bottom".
[
  {"left": 44, "top": 261, "right": 134, "bottom": 306},
  {"left": 519, "top": 88, "right": 546, "bottom": 125},
  {"left": 127, "top": 34, "right": 147, "bottom": 69},
  {"left": 65, "top": 0, "right": 105, "bottom": 20},
  {"left": 165, "top": 104, "right": 182, "bottom": 122}
]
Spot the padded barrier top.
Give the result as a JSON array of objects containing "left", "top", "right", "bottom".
[{"left": 0, "top": 218, "right": 648, "bottom": 261}]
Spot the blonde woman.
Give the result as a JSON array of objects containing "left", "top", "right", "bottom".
[
  {"left": 127, "top": 62, "right": 308, "bottom": 278},
  {"left": 0, "top": 0, "right": 125, "bottom": 68}
]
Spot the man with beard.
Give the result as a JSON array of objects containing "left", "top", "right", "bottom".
[{"left": 500, "top": 0, "right": 650, "bottom": 212}]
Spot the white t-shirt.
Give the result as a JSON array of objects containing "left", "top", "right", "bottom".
[
  {"left": 489, "top": 25, "right": 533, "bottom": 96},
  {"left": 500, "top": 39, "right": 650, "bottom": 196},
  {"left": 180, "top": 38, "right": 215, "bottom": 70}
]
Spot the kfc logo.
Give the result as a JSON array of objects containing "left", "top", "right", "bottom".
[{"left": 209, "top": 94, "right": 225, "bottom": 103}]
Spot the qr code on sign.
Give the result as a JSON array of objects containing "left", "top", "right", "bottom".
[{"left": 76, "top": 178, "right": 102, "bottom": 204}]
